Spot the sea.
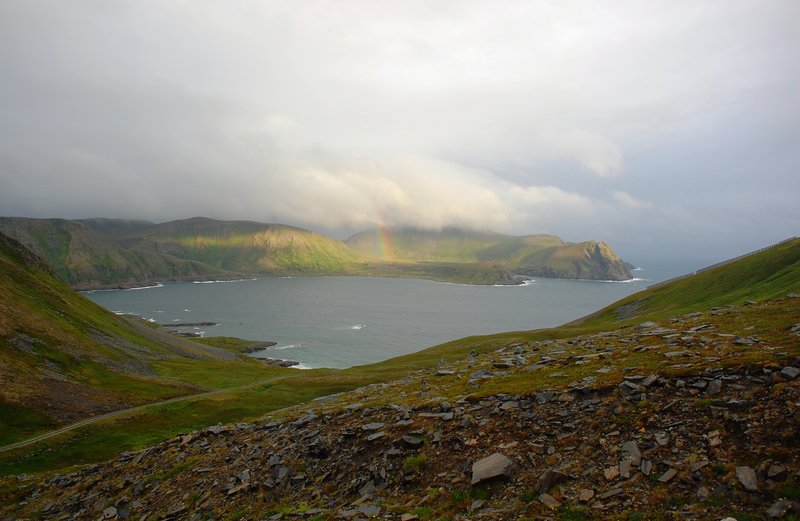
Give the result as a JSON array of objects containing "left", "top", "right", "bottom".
[{"left": 83, "top": 265, "right": 681, "bottom": 369}]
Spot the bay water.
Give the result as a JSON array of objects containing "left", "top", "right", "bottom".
[{"left": 84, "top": 272, "right": 661, "bottom": 369}]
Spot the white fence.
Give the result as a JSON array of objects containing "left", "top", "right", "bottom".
[{"left": 646, "top": 236, "right": 799, "bottom": 290}]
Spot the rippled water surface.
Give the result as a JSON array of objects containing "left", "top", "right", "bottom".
[{"left": 85, "top": 273, "right": 658, "bottom": 368}]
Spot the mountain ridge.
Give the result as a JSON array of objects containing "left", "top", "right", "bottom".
[
  {"left": 346, "top": 226, "right": 633, "bottom": 281},
  {"left": 0, "top": 217, "right": 633, "bottom": 287}
]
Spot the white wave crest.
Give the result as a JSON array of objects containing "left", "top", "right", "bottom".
[
  {"left": 273, "top": 344, "right": 301, "bottom": 350},
  {"left": 192, "top": 278, "right": 257, "bottom": 284},
  {"left": 126, "top": 283, "right": 164, "bottom": 290},
  {"left": 493, "top": 279, "right": 537, "bottom": 287}
]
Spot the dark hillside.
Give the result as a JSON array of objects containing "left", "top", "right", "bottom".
[{"left": 0, "top": 233, "right": 237, "bottom": 444}]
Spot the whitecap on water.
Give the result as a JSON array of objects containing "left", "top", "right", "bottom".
[
  {"left": 273, "top": 344, "right": 301, "bottom": 350},
  {"left": 125, "top": 282, "right": 164, "bottom": 291},
  {"left": 350, "top": 324, "right": 367, "bottom": 330},
  {"left": 192, "top": 278, "right": 257, "bottom": 284}
]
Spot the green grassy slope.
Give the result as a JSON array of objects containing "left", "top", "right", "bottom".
[
  {"left": 346, "top": 227, "right": 633, "bottom": 280},
  {"left": 0, "top": 217, "right": 634, "bottom": 287},
  {"left": 346, "top": 227, "right": 563, "bottom": 262},
  {"left": 115, "top": 217, "right": 366, "bottom": 274},
  {"left": 0, "top": 233, "right": 282, "bottom": 445},
  {"left": 0, "top": 217, "right": 221, "bottom": 289},
  {"left": 572, "top": 236, "right": 800, "bottom": 329}
]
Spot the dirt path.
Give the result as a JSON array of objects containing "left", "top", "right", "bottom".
[{"left": 0, "top": 377, "right": 292, "bottom": 453}]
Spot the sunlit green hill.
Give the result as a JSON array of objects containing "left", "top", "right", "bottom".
[
  {"left": 572, "top": 236, "right": 800, "bottom": 329},
  {"left": 0, "top": 217, "right": 219, "bottom": 289},
  {"left": 347, "top": 226, "right": 633, "bottom": 280},
  {"left": 0, "top": 217, "right": 634, "bottom": 287},
  {"left": 113, "top": 217, "right": 365, "bottom": 274}
]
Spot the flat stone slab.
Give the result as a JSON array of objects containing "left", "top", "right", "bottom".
[
  {"left": 736, "top": 466, "right": 759, "bottom": 491},
  {"left": 781, "top": 366, "right": 800, "bottom": 380},
  {"left": 600, "top": 488, "right": 624, "bottom": 499},
  {"left": 539, "top": 493, "right": 560, "bottom": 508},
  {"left": 471, "top": 452, "right": 515, "bottom": 485},
  {"left": 620, "top": 440, "right": 642, "bottom": 465},
  {"left": 659, "top": 468, "right": 677, "bottom": 483}
]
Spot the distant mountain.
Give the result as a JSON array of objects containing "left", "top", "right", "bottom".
[
  {"left": 0, "top": 217, "right": 220, "bottom": 289},
  {"left": 108, "top": 217, "right": 364, "bottom": 275},
  {"left": 346, "top": 227, "right": 633, "bottom": 281},
  {"left": 0, "top": 217, "right": 633, "bottom": 287},
  {"left": 0, "top": 217, "right": 366, "bottom": 289}
]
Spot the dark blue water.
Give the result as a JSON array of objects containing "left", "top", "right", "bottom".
[{"left": 84, "top": 272, "right": 662, "bottom": 369}]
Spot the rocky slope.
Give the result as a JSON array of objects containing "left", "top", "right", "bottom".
[{"left": 4, "top": 297, "right": 798, "bottom": 520}]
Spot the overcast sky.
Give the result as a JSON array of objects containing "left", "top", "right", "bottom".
[{"left": 1, "top": 1, "right": 798, "bottom": 267}]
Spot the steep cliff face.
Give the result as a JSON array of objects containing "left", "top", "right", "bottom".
[
  {"left": 513, "top": 240, "right": 632, "bottom": 281},
  {"left": 588, "top": 240, "right": 633, "bottom": 280}
]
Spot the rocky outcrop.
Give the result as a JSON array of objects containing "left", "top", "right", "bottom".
[{"left": 515, "top": 240, "right": 632, "bottom": 281}]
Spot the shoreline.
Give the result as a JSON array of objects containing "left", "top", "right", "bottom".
[{"left": 76, "top": 270, "right": 636, "bottom": 292}]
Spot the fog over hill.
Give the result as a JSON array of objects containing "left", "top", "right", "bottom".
[{"left": 1, "top": 1, "right": 798, "bottom": 267}]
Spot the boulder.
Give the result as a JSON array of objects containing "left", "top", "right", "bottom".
[
  {"left": 780, "top": 366, "right": 800, "bottom": 380},
  {"left": 620, "top": 440, "right": 642, "bottom": 466},
  {"left": 736, "top": 466, "right": 758, "bottom": 492},
  {"left": 471, "top": 453, "right": 515, "bottom": 485}
]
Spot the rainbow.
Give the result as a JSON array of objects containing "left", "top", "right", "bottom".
[{"left": 373, "top": 227, "right": 395, "bottom": 260}]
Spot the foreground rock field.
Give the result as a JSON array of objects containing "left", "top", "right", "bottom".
[{"left": 3, "top": 298, "right": 800, "bottom": 521}]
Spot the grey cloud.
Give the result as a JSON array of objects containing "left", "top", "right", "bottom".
[{"left": 1, "top": 0, "right": 798, "bottom": 267}]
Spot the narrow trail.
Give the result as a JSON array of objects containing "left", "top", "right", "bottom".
[{"left": 0, "top": 376, "right": 293, "bottom": 454}]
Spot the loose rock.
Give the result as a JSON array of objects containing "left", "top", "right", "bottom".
[
  {"left": 471, "top": 453, "right": 515, "bottom": 485},
  {"left": 736, "top": 466, "right": 759, "bottom": 491}
]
